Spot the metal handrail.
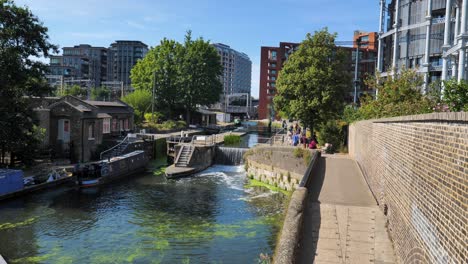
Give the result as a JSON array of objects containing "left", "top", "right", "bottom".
[
  {"left": 266, "top": 128, "right": 286, "bottom": 145},
  {"left": 100, "top": 136, "right": 129, "bottom": 160}
]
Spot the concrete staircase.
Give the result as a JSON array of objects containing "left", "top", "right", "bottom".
[{"left": 175, "top": 145, "right": 193, "bottom": 167}]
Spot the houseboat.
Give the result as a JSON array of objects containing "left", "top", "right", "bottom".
[
  {"left": 75, "top": 150, "right": 149, "bottom": 188},
  {"left": 0, "top": 168, "right": 74, "bottom": 201}
]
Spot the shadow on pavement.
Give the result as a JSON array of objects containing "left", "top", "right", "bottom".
[{"left": 297, "top": 157, "right": 327, "bottom": 263}]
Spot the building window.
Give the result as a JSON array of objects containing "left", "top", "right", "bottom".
[
  {"left": 269, "top": 70, "right": 277, "bottom": 75},
  {"left": 269, "top": 63, "right": 277, "bottom": 68},
  {"left": 103, "top": 118, "right": 110, "bottom": 134},
  {"left": 88, "top": 123, "right": 95, "bottom": 140},
  {"left": 124, "top": 119, "right": 129, "bottom": 130},
  {"left": 269, "top": 50, "right": 277, "bottom": 60}
]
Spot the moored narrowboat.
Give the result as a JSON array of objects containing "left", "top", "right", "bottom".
[{"left": 75, "top": 150, "right": 149, "bottom": 188}]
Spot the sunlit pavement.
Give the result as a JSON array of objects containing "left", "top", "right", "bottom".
[{"left": 298, "top": 155, "right": 396, "bottom": 264}]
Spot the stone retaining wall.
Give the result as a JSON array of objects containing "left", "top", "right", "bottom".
[
  {"left": 246, "top": 159, "right": 302, "bottom": 191},
  {"left": 349, "top": 112, "right": 467, "bottom": 263}
]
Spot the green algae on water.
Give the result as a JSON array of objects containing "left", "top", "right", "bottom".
[
  {"left": 0, "top": 217, "right": 37, "bottom": 231},
  {"left": 244, "top": 179, "right": 292, "bottom": 196}
]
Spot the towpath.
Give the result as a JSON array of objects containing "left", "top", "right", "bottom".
[{"left": 298, "top": 155, "right": 396, "bottom": 264}]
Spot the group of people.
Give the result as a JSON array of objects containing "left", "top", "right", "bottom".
[{"left": 284, "top": 121, "right": 317, "bottom": 149}]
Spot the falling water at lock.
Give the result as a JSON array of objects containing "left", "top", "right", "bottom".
[{"left": 215, "top": 147, "right": 247, "bottom": 165}]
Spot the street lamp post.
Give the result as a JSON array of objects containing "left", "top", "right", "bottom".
[
  {"left": 353, "top": 39, "right": 361, "bottom": 107},
  {"left": 151, "top": 70, "right": 156, "bottom": 123}
]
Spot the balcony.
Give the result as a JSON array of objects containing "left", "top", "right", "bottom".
[{"left": 432, "top": 17, "right": 445, "bottom": 25}]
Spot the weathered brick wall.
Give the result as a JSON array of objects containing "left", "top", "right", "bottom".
[{"left": 349, "top": 113, "right": 467, "bottom": 263}]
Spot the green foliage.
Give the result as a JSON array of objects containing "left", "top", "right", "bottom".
[
  {"left": 293, "top": 148, "right": 304, "bottom": 158},
  {"left": 442, "top": 79, "right": 468, "bottom": 112},
  {"left": 274, "top": 28, "right": 351, "bottom": 131},
  {"left": 359, "top": 69, "right": 434, "bottom": 119},
  {"left": 317, "top": 120, "right": 343, "bottom": 154},
  {"left": 122, "top": 89, "right": 152, "bottom": 125},
  {"left": 143, "top": 120, "right": 186, "bottom": 131},
  {"left": 0, "top": 0, "right": 57, "bottom": 166},
  {"left": 223, "top": 135, "right": 241, "bottom": 145},
  {"left": 144, "top": 112, "right": 163, "bottom": 123},
  {"left": 56, "top": 85, "right": 87, "bottom": 98},
  {"left": 91, "top": 87, "right": 111, "bottom": 101},
  {"left": 180, "top": 31, "right": 223, "bottom": 122},
  {"left": 130, "top": 31, "right": 222, "bottom": 122},
  {"left": 342, "top": 105, "right": 361, "bottom": 124}
]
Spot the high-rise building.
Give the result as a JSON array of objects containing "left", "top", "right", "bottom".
[
  {"left": 211, "top": 43, "right": 252, "bottom": 113},
  {"left": 377, "top": 0, "right": 468, "bottom": 89},
  {"left": 258, "top": 42, "right": 299, "bottom": 120},
  {"left": 47, "top": 44, "right": 108, "bottom": 88},
  {"left": 107, "top": 41, "right": 148, "bottom": 90}
]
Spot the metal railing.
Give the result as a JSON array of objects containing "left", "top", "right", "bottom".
[
  {"left": 100, "top": 136, "right": 129, "bottom": 160},
  {"left": 266, "top": 128, "right": 287, "bottom": 146},
  {"left": 190, "top": 134, "right": 220, "bottom": 146}
]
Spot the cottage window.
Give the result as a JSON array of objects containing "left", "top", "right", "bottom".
[
  {"left": 88, "top": 123, "right": 95, "bottom": 140},
  {"left": 103, "top": 118, "right": 110, "bottom": 134},
  {"left": 124, "top": 119, "right": 129, "bottom": 130}
]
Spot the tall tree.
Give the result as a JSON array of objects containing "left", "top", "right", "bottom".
[
  {"left": 180, "top": 31, "right": 223, "bottom": 123},
  {"left": 131, "top": 39, "right": 183, "bottom": 118},
  {"left": 274, "top": 28, "right": 350, "bottom": 131},
  {"left": 0, "top": 0, "right": 57, "bottom": 166}
]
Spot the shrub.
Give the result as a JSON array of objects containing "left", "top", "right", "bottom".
[
  {"left": 293, "top": 148, "right": 304, "bottom": 158},
  {"left": 224, "top": 135, "right": 241, "bottom": 145},
  {"left": 144, "top": 112, "right": 163, "bottom": 123},
  {"left": 303, "top": 150, "right": 312, "bottom": 165},
  {"left": 317, "top": 121, "right": 343, "bottom": 154},
  {"left": 143, "top": 120, "right": 186, "bottom": 131}
]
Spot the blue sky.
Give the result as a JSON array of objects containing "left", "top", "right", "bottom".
[{"left": 16, "top": 0, "right": 380, "bottom": 98}]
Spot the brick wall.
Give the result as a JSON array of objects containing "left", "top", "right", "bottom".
[{"left": 349, "top": 112, "right": 467, "bottom": 263}]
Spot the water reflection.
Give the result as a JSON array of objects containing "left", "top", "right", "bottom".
[{"left": 0, "top": 165, "right": 286, "bottom": 263}]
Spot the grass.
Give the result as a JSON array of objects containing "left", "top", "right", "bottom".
[{"left": 224, "top": 134, "right": 241, "bottom": 145}]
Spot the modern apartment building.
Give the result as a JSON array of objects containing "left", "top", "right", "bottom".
[
  {"left": 107, "top": 41, "right": 148, "bottom": 90},
  {"left": 377, "top": 0, "right": 468, "bottom": 89},
  {"left": 258, "top": 42, "right": 299, "bottom": 120},
  {"left": 47, "top": 44, "right": 108, "bottom": 88},
  {"left": 211, "top": 43, "right": 252, "bottom": 113}
]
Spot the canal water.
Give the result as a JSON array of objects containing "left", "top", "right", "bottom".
[{"left": 0, "top": 165, "right": 287, "bottom": 263}]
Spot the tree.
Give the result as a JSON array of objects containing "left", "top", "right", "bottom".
[
  {"left": 121, "top": 89, "right": 152, "bottom": 125},
  {"left": 274, "top": 28, "right": 351, "bottom": 132},
  {"left": 0, "top": 0, "right": 57, "bottom": 166},
  {"left": 359, "top": 69, "right": 434, "bottom": 119},
  {"left": 56, "top": 85, "right": 87, "bottom": 98},
  {"left": 130, "top": 31, "right": 223, "bottom": 123},
  {"left": 180, "top": 31, "right": 223, "bottom": 123},
  {"left": 131, "top": 39, "right": 184, "bottom": 118},
  {"left": 442, "top": 79, "right": 468, "bottom": 112},
  {"left": 91, "top": 87, "right": 111, "bottom": 101}
]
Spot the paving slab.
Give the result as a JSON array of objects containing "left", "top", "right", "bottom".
[{"left": 297, "top": 155, "right": 396, "bottom": 264}]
